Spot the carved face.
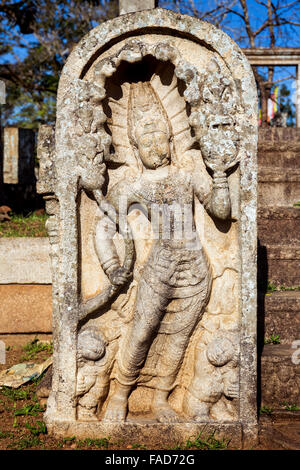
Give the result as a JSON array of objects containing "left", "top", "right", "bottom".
[
  {"left": 136, "top": 131, "right": 170, "bottom": 170},
  {"left": 77, "top": 330, "right": 106, "bottom": 362}
]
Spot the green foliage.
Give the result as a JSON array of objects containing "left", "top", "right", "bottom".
[
  {"left": 279, "top": 285, "right": 300, "bottom": 292},
  {"left": 260, "top": 406, "right": 273, "bottom": 415},
  {"left": 0, "top": 387, "right": 30, "bottom": 401},
  {"left": 76, "top": 437, "right": 111, "bottom": 449},
  {"left": 294, "top": 201, "right": 300, "bottom": 207},
  {"left": 7, "top": 436, "right": 41, "bottom": 450},
  {"left": 131, "top": 443, "right": 148, "bottom": 450},
  {"left": 63, "top": 436, "right": 76, "bottom": 443},
  {"left": 14, "top": 403, "right": 45, "bottom": 416},
  {"left": 21, "top": 337, "right": 53, "bottom": 362},
  {"left": 0, "top": 212, "right": 48, "bottom": 238},
  {"left": 174, "top": 430, "right": 230, "bottom": 450},
  {"left": 0, "top": 0, "right": 119, "bottom": 128},
  {"left": 267, "top": 282, "right": 277, "bottom": 292},
  {"left": 25, "top": 421, "right": 47, "bottom": 436},
  {"left": 264, "top": 335, "right": 281, "bottom": 345},
  {"left": 0, "top": 431, "right": 13, "bottom": 439},
  {"left": 277, "top": 84, "right": 296, "bottom": 127},
  {"left": 281, "top": 402, "right": 299, "bottom": 411}
]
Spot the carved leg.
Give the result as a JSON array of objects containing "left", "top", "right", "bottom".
[
  {"left": 152, "top": 293, "right": 207, "bottom": 423},
  {"left": 103, "top": 278, "right": 168, "bottom": 422}
]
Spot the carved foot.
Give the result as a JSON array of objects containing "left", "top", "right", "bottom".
[
  {"left": 102, "top": 387, "right": 129, "bottom": 422},
  {"left": 183, "top": 391, "right": 211, "bottom": 421},
  {"left": 77, "top": 406, "right": 98, "bottom": 421},
  {"left": 102, "top": 397, "right": 127, "bottom": 422},
  {"left": 153, "top": 404, "right": 183, "bottom": 423}
]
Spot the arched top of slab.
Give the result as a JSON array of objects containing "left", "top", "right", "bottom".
[{"left": 57, "top": 8, "right": 257, "bottom": 120}]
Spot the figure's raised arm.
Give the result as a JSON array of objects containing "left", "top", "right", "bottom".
[{"left": 93, "top": 179, "right": 134, "bottom": 286}]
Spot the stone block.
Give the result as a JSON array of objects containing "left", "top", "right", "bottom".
[
  {"left": 259, "top": 291, "right": 300, "bottom": 344},
  {"left": 263, "top": 245, "right": 300, "bottom": 286},
  {"left": 0, "top": 238, "right": 51, "bottom": 284},
  {"left": 261, "top": 344, "right": 300, "bottom": 407},
  {"left": 258, "top": 207, "right": 300, "bottom": 246},
  {"left": 0, "top": 284, "right": 52, "bottom": 333},
  {"left": 258, "top": 169, "right": 300, "bottom": 207}
]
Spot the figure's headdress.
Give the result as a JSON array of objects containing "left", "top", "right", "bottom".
[{"left": 127, "top": 81, "right": 171, "bottom": 147}]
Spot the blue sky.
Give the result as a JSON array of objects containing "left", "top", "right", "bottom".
[{"left": 1, "top": 0, "right": 298, "bottom": 123}]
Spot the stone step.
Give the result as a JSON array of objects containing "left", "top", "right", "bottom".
[
  {"left": 258, "top": 168, "right": 300, "bottom": 207},
  {"left": 258, "top": 419, "right": 300, "bottom": 450},
  {"left": 258, "top": 291, "right": 300, "bottom": 344},
  {"left": 258, "top": 207, "right": 300, "bottom": 246},
  {"left": 260, "top": 344, "right": 300, "bottom": 408},
  {"left": 258, "top": 244, "right": 300, "bottom": 287},
  {"left": 258, "top": 127, "right": 300, "bottom": 170}
]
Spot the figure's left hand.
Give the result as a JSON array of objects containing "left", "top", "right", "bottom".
[
  {"left": 79, "top": 154, "right": 106, "bottom": 191},
  {"left": 107, "top": 266, "right": 132, "bottom": 286},
  {"left": 224, "top": 382, "right": 239, "bottom": 399}
]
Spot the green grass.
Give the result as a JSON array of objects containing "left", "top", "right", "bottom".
[
  {"left": 293, "top": 201, "right": 300, "bottom": 207},
  {"left": 173, "top": 430, "right": 230, "bottom": 450},
  {"left": 0, "top": 212, "right": 48, "bottom": 237},
  {"left": 75, "top": 437, "right": 111, "bottom": 449},
  {"left": 281, "top": 402, "right": 300, "bottom": 411},
  {"left": 25, "top": 421, "right": 47, "bottom": 436},
  {"left": 7, "top": 436, "right": 42, "bottom": 450},
  {"left": 21, "top": 338, "right": 53, "bottom": 362},
  {"left": 0, "top": 387, "right": 30, "bottom": 401},
  {"left": 267, "top": 282, "right": 300, "bottom": 292},
  {"left": 14, "top": 403, "right": 45, "bottom": 417},
  {"left": 0, "top": 431, "right": 13, "bottom": 439},
  {"left": 264, "top": 335, "right": 281, "bottom": 345},
  {"left": 278, "top": 285, "right": 300, "bottom": 292},
  {"left": 267, "top": 282, "right": 277, "bottom": 292},
  {"left": 260, "top": 406, "right": 273, "bottom": 415}
]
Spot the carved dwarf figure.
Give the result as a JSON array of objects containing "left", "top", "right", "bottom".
[
  {"left": 76, "top": 328, "right": 112, "bottom": 420},
  {"left": 183, "top": 334, "right": 239, "bottom": 421},
  {"left": 93, "top": 81, "right": 232, "bottom": 423}
]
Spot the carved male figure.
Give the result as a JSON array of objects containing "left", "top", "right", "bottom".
[{"left": 94, "top": 82, "right": 232, "bottom": 423}]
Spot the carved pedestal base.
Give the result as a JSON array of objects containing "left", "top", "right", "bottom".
[{"left": 45, "top": 414, "right": 257, "bottom": 449}]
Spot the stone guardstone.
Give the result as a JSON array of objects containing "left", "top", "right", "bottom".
[{"left": 37, "top": 8, "right": 258, "bottom": 448}]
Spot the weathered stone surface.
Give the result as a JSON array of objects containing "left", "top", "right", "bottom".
[
  {"left": 261, "top": 344, "right": 300, "bottom": 407},
  {"left": 258, "top": 128, "right": 300, "bottom": 170},
  {"left": 37, "top": 8, "right": 258, "bottom": 447},
  {"left": 258, "top": 207, "right": 300, "bottom": 246},
  {"left": 0, "top": 285, "right": 52, "bottom": 333},
  {"left": 257, "top": 128, "right": 300, "bottom": 208},
  {"left": 44, "top": 418, "right": 244, "bottom": 448},
  {"left": 258, "top": 168, "right": 300, "bottom": 207},
  {"left": 262, "top": 245, "right": 300, "bottom": 286},
  {"left": 259, "top": 291, "right": 300, "bottom": 344},
  {"left": 0, "top": 238, "right": 51, "bottom": 284}
]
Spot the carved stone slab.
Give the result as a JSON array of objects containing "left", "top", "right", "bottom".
[{"left": 37, "top": 8, "right": 258, "bottom": 448}]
